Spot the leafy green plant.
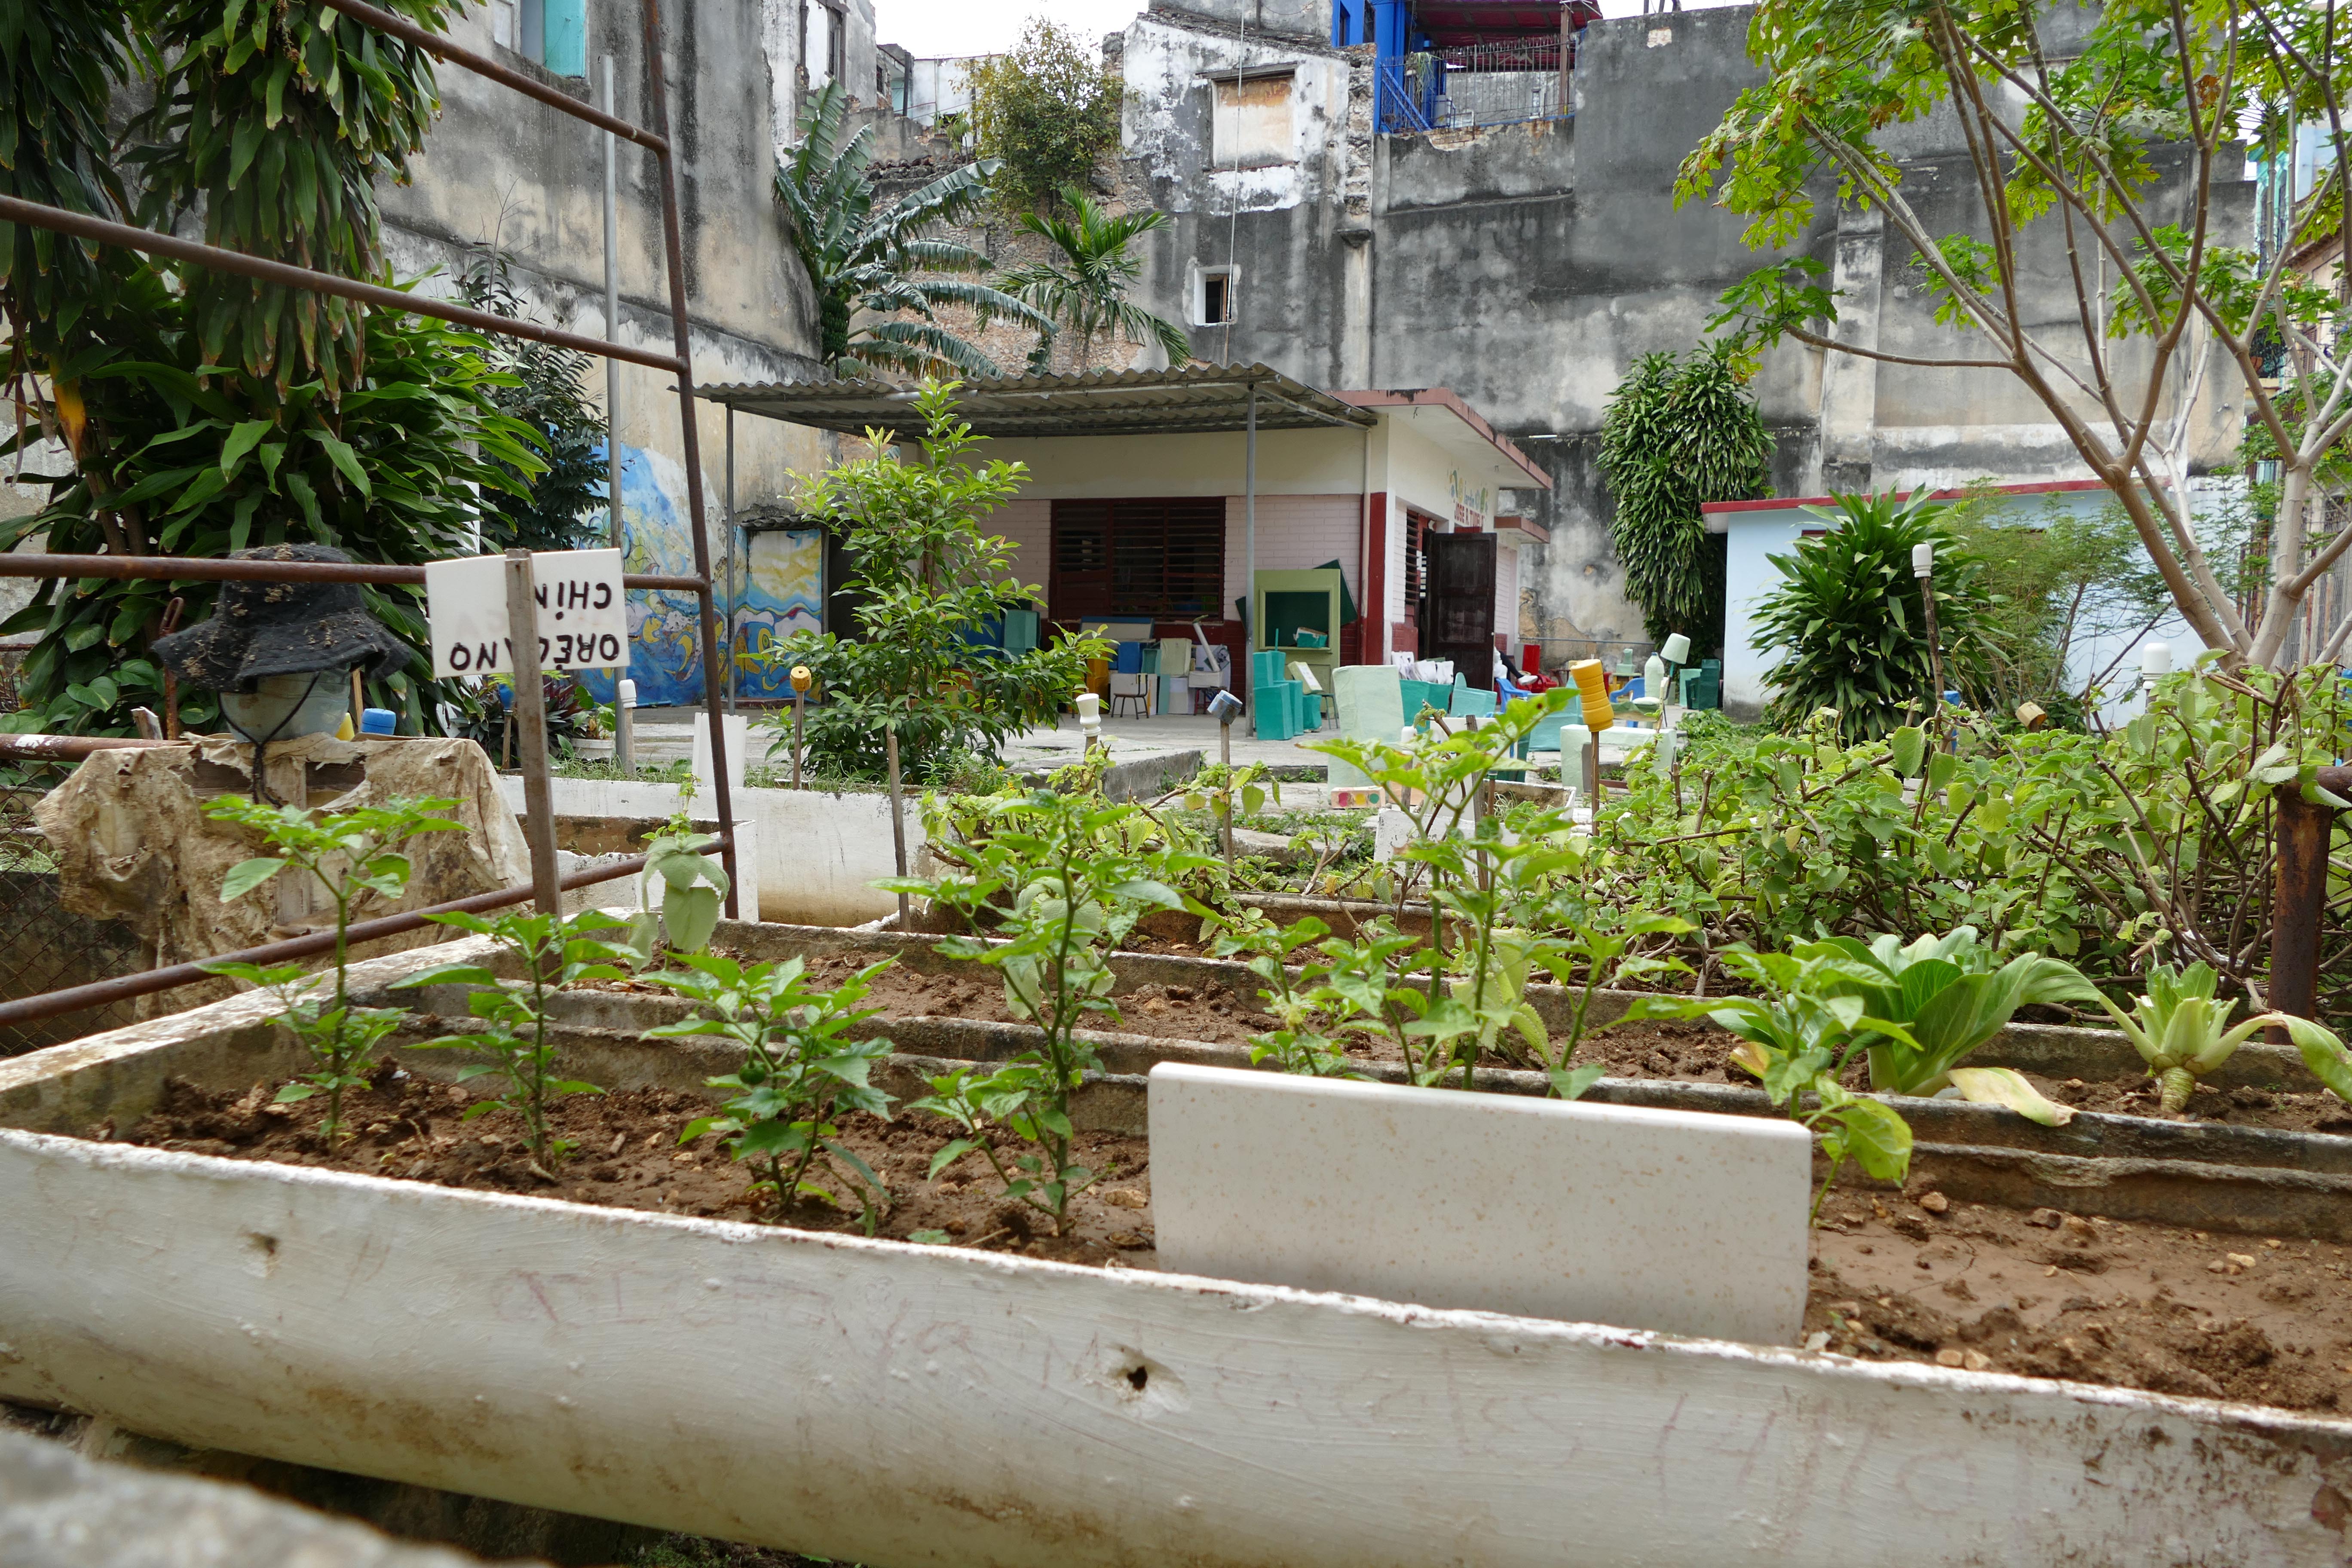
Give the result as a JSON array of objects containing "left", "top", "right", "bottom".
[
  {"left": 1797, "top": 926, "right": 2099, "bottom": 1120},
  {"left": 200, "top": 794, "right": 464, "bottom": 1139},
  {"left": 1204, "top": 911, "right": 1366, "bottom": 1078},
  {"left": 1626, "top": 949, "right": 1914, "bottom": 1222},
  {"left": 460, "top": 253, "right": 608, "bottom": 553},
  {"left": 889, "top": 782, "right": 1211, "bottom": 1226},
  {"left": 1751, "top": 489, "right": 2000, "bottom": 740},
  {"left": 769, "top": 380, "right": 1103, "bottom": 784},
  {"left": 775, "top": 82, "right": 1050, "bottom": 377},
  {"left": 998, "top": 189, "right": 1189, "bottom": 374},
  {"left": 1596, "top": 345, "right": 1772, "bottom": 655},
  {"left": 647, "top": 954, "right": 896, "bottom": 1231},
  {"left": 2090, "top": 961, "right": 2352, "bottom": 1114},
  {"left": 625, "top": 790, "right": 729, "bottom": 964},
  {"left": 967, "top": 19, "right": 1127, "bottom": 216},
  {"left": 395, "top": 909, "right": 634, "bottom": 1172}
]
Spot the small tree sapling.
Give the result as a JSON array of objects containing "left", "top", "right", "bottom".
[{"left": 201, "top": 795, "right": 465, "bottom": 1142}]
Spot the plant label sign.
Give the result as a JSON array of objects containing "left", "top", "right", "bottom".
[{"left": 426, "top": 549, "right": 628, "bottom": 677}]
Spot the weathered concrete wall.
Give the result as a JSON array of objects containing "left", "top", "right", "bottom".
[
  {"left": 378, "top": 1, "right": 834, "bottom": 705},
  {"left": 1122, "top": 4, "right": 2254, "bottom": 652}
]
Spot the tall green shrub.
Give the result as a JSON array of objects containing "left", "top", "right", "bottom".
[
  {"left": 0, "top": 0, "right": 564, "bottom": 739},
  {"left": 771, "top": 381, "right": 1102, "bottom": 784},
  {"left": 1596, "top": 346, "right": 1772, "bottom": 655},
  {"left": 1752, "top": 490, "right": 1997, "bottom": 740},
  {"left": 967, "top": 20, "right": 1126, "bottom": 216}
]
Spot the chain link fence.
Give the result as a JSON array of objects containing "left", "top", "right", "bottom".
[{"left": 0, "top": 752, "right": 148, "bottom": 1059}]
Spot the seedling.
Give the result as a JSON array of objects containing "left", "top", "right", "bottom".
[
  {"left": 646, "top": 953, "right": 897, "bottom": 1231},
  {"left": 201, "top": 795, "right": 465, "bottom": 1141},
  {"left": 2091, "top": 960, "right": 2352, "bottom": 1114},
  {"left": 1798, "top": 925, "right": 2101, "bottom": 1124},
  {"left": 628, "top": 780, "right": 729, "bottom": 963},
  {"left": 1205, "top": 910, "right": 1365, "bottom": 1078},
  {"left": 888, "top": 782, "right": 1212, "bottom": 1226},
  {"left": 395, "top": 908, "right": 635, "bottom": 1172}
]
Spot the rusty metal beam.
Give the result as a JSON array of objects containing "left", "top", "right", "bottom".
[
  {"left": 0, "top": 195, "right": 686, "bottom": 374},
  {"left": 0, "top": 552, "right": 703, "bottom": 593},
  {"left": 2269, "top": 765, "right": 2352, "bottom": 1032},
  {"left": 0, "top": 839, "right": 729, "bottom": 1031},
  {"left": 0, "top": 735, "right": 172, "bottom": 762},
  {"left": 315, "top": 0, "right": 670, "bottom": 153}
]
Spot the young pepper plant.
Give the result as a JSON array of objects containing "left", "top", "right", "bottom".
[
  {"left": 646, "top": 953, "right": 896, "bottom": 1231},
  {"left": 201, "top": 795, "right": 465, "bottom": 1142},
  {"left": 395, "top": 908, "right": 635, "bottom": 1173},
  {"left": 1624, "top": 949, "right": 1914, "bottom": 1222},
  {"left": 884, "top": 783, "right": 1213, "bottom": 1228}
]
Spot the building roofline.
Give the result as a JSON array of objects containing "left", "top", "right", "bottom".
[
  {"left": 1700, "top": 479, "right": 2109, "bottom": 515},
  {"left": 1335, "top": 387, "right": 1552, "bottom": 489}
]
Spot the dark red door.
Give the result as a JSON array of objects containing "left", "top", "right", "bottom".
[{"left": 1424, "top": 530, "right": 1496, "bottom": 683}]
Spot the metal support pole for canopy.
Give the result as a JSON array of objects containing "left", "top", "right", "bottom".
[
  {"left": 1245, "top": 380, "right": 1258, "bottom": 711},
  {"left": 724, "top": 406, "right": 737, "bottom": 715}
]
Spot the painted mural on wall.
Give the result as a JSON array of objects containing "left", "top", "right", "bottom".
[
  {"left": 576, "top": 444, "right": 705, "bottom": 708},
  {"left": 735, "top": 529, "right": 825, "bottom": 702}
]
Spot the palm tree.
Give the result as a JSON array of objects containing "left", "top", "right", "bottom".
[
  {"left": 998, "top": 190, "right": 1191, "bottom": 375},
  {"left": 774, "top": 84, "right": 1050, "bottom": 377}
]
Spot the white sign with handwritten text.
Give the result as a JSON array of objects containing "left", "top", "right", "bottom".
[{"left": 425, "top": 548, "right": 628, "bottom": 678}]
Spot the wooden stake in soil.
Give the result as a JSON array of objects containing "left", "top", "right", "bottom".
[
  {"left": 790, "top": 664, "right": 812, "bottom": 790},
  {"left": 1914, "top": 542, "right": 1947, "bottom": 720},
  {"left": 349, "top": 668, "right": 365, "bottom": 735},
  {"left": 885, "top": 723, "right": 910, "bottom": 928},
  {"left": 1220, "top": 718, "right": 1235, "bottom": 867},
  {"left": 504, "top": 550, "right": 564, "bottom": 923}
]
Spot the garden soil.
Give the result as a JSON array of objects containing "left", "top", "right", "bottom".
[
  {"left": 805, "top": 951, "right": 2352, "bottom": 1134},
  {"left": 122, "top": 1074, "right": 2352, "bottom": 1413}
]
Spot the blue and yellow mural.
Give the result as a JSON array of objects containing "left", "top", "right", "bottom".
[
  {"left": 734, "top": 529, "right": 825, "bottom": 701},
  {"left": 573, "top": 444, "right": 828, "bottom": 708}
]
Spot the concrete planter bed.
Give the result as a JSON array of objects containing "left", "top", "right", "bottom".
[{"left": 6, "top": 931, "right": 2352, "bottom": 1564}]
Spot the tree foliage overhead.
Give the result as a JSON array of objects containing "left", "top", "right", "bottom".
[
  {"left": 775, "top": 83, "right": 1050, "bottom": 379},
  {"left": 1596, "top": 346, "right": 1773, "bottom": 655},
  {"left": 772, "top": 381, "right": 1102, "bottom": 785},
  {"left": 1678, "top": 0, "right": 2352, "bottom": 672},
  {"left": 998, "top": 189, "right": 1189, "bottom": 374},
  {"left": 967, "top": 19, "right": 1127, "bottom": 217},
  {"left": 0, "top": 0, "right": 558, "bottom": 739},
  {"left": 1752, "top": 489, "right": 1998, "bottom": 741},
  {"left": 459, "top": 255, "right": 607, "bottom": 554}
]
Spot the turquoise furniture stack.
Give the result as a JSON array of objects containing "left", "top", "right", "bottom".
[
  {"left": 1401, "top": 678, "right": 1451, "bottom": 729},
  {"left": 1251, "top": 649, "right": 1302, "bottom": 740}
]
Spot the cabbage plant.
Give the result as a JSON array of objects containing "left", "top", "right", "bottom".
[{"left": 2093, "top": 962, "right": 2352, "bottom": 1114}]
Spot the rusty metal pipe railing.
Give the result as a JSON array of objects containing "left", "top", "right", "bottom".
[
  {"left": 0, "top": 838, "right": 730, "bottom": 1031},
  {"left": 0, "top": 196, "right": 685, "bottom": 375},
  {"left": 315, "top": 0, "right": 670, "bottom": 152},
  {"left": 2271, "top": 766, "right": 2352, "bottom": 1031},
  {"left": 0, "top": 551, "right": 705, "bottom": 593}
]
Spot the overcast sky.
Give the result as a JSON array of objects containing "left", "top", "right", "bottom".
[{"left": 873, "top": 1, "right": 1737, "bottom": 57}]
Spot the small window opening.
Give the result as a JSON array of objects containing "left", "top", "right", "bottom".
[{"left": 1200, "top": 271, "right": 1234, "bottom": 326}]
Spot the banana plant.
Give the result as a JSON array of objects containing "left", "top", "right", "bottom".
[
  {"left": 1798, "top": 926, "right": 2103, "bottom": 1124},
  {"left": 2092, "top": 961, "right": 2352, "bottom": 1114}
]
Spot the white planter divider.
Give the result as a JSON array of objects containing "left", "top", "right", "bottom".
[
  {"left": 505, "top": 775, "right": 919, "bottom": 927},
  {"left": 1148, "top": 1063, "right": 1811, "bottom": 1344},
  {"left": 4, "top": 956, "right": 2352, "bottom": 1564}
]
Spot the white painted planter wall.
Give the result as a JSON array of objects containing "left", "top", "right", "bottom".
[
  {"left": 504, "top": 775, "right": 919, "bottom": 926},
  {"left": 2, "top": 956, "right": 2351, "bottom": 1565}
]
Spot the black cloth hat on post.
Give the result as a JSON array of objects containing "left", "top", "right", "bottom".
[{"left": 151, "top": 545, "right": 415, "bottom": 694}]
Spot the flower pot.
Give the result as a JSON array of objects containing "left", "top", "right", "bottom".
[{"left": 572, "top": 737, "right": 616, "bottom": 761}]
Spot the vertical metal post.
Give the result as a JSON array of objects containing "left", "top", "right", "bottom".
[
  {"left": 642, "top": 0, "right": 738, "bottom": 918},
  {"left": 602, "top": 53, "right": 623, "bottom": 551},
  {"left": 885, "top": 725, "right": 910, "bottom": 928},
  {"left": 2271, "top": 788, "right": 2337, "bottom": 1033},
  {"left": 1245, "top": 378, "right": 1258, "bottom": 707},
  {"left": 1220, "top": 720, "right": 1234, "bottom": 867},
  {"left": 504, "top": 550, "right": 564, "bottom": 922},
  {"left": 724, "top": 405, "right": 737, "bottom": 715}
]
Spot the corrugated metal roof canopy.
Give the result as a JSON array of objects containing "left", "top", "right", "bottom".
[{"left": 698, "top": 364, "right": 1376, "bottom": 439}]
